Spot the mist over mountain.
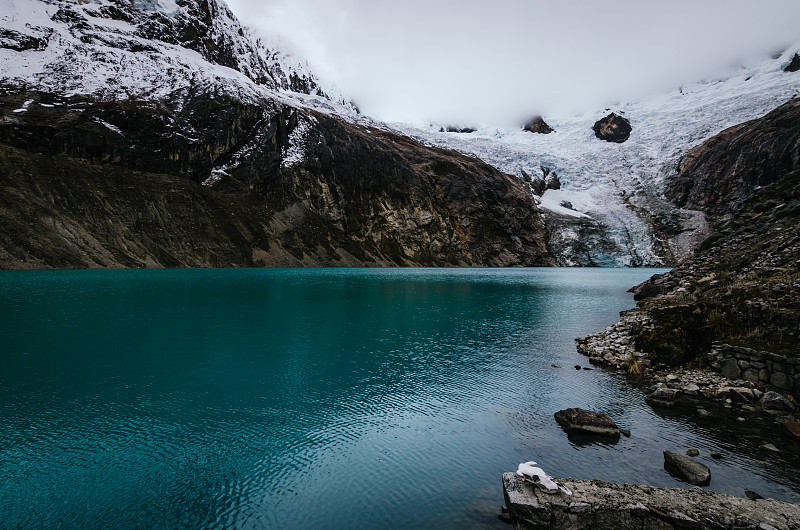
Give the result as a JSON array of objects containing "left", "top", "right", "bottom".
[{"left": 225, "top": 0, "right": 800, "bottom": 125}]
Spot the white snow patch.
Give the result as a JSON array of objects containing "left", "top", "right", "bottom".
[
  {"left": 281, "top": 115, "right": 314, "bottom": 168},
  {"left": 94, "top": 118, "right": 124, "bottom": 136},
  {"left": 539, "top": 189, "right": 592, "bottom": 218},
  {"left": 12, "top": 99, "right": 33, "bottom": 113},
  {"left": 202, "top": 169, "right": 228, "bottom": 187}
]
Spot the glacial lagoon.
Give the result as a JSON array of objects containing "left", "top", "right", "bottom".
[{"left": 1, "top": 268, "right": 798, "bottom": 528}]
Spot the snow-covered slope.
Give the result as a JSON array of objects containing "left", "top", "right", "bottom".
[
  {"left": 393, "top": 50, "right": 800, "bottom": 266},
  {"left": 0, "top": 0, "right": 349, "bottom": 107},
  {"left": 2, "top": 0, "right": 798, "bottom": 267}
]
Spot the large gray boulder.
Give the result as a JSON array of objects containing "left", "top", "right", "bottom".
[
  {"left": 761, "top": 391, "right": 796, "bottom": 415},
  {"left": 646, "top": 387, "right": 682, "bottom": 407},
  {"left": 554, "top": 408, "right": 620, "bottom": 437},
  {"left": 663, "top": 450, "right": 711, "bottom": 486}
]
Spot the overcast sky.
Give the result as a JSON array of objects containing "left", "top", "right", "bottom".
[{"left": 225, "top": 0, "right": 800, "bottom": 126}]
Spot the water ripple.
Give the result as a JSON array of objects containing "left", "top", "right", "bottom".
[{"left": 1, "top": 268, "right": 798, "bottom": 529}]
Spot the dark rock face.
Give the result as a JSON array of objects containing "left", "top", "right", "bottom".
[
  {"left": 665, "top": 98, "right": 800, "bottom": 219},
  {"left": 0, "top": 144, "right": 285, "bottom": 268},
  {"left": 523, "top": 116, "right": 554, "bottom": 134},
  {"left": 663, "top": 450, "right": 711, "bottom": 486},
  {"left": 619, "top": 99, "right": 800, "bottom": 367},
  {"left": 631, "top": 281, "right": 663, "bottom": 301},
  {"left": 785, "top": 53, "right": 800, "bottom": 72},
  {"left": 0, "top": 87, "right": 551, "bottom": 268},
  {"left": 592, "top": 113, "right": 631, "bottom": 143},
  {"left": 0, "top": 27, "right": 53, "bottom": 51},
  {"left": 554, "top": 408, "right": 620, "bottom": 437}
]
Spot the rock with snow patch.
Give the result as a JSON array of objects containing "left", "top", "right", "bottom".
[
  {"left": 785, "top": 53, "right": 800, "bottom": 72},
  {"left": 523, "top": 116, "right": 554, "bottom": 134}
]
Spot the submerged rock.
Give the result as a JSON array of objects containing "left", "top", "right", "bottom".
[
  {"left": 663, "top": 450, "right": 711, "bottom": 486},
  {"left": 554, "top": 408, "right": 620, "bottom": 437},
  {"left": 783, "top": 421, "right": 800, "bottom": 441}
]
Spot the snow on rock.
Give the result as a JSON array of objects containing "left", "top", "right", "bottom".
[
  {"left": 281, "top": 114, "right": 315, "bottom": 169},
  {"left": 393, "top": 45, "right": 800, "bottom": 265},
  {"left": 0, "top": 0, "right": 350, "bottom": 111}
]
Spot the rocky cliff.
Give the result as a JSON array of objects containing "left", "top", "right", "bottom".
[
  {"left": 591, "top": 99, "right": 800, "bottom": 369},
  {"left": 666, "top": 98, "right": 800, "bottom": 220},
  {"left": 0, "top": 0, "right": 550, "bottom": 268}
]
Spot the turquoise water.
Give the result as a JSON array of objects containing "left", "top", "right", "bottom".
[{"left": 1, "top": 268, "right": 798, "bottom": 529}]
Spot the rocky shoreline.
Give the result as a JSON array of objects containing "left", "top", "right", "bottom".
[
  {"left": 575, "top": 315, "right": 798, "bottom": 436},
  {"left": 502, "top": 473, "right": 800, "bottom": 530}
]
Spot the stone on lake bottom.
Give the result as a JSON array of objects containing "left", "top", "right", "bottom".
[
  {"left": 663, "top": 450, "right": 711, "bottom": 486},
  {"left": 686, "top": 448, "right": 700, "bottom": 457},
  {"left": 782, "top": 421, "right": 800, "bottom": 441}
]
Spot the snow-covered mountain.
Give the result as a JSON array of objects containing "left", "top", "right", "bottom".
[
  {"left": 0, "top": 0, "right": 550, "bottom": 268},
  {"left": 392, "top": 49, "right": 800, "bottom": 266},
  {"left": 1, "top": 0, "right": 798, "bottom": 268},
  {"left": 0, "top": 0, "right": 349, "bottom": 104}
]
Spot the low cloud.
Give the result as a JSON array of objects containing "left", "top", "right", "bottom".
[{"left": 227, "top": 0, "right": 800, "bottom": 126}]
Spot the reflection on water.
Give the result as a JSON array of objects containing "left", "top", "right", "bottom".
[{"left": 0, "top": 268, "right": 797, "bottom": 529}]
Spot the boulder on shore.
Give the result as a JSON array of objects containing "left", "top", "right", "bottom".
[
  {"left": 554, "top": 408, "right": 620, "bottom": 437},
  {"left": 761, "top": 391, "right": 796, "bottom": 415},
  {"left": 502, "top": 472, "right": 800, "bottom": 530},
  {"left": 646, "top": 387, "right": 682, "bottom": 407},
  {"left": 663, "top": 450, "right": 711, "bottom": 486}
]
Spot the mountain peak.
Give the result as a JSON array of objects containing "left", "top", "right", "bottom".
[{"left": 0, "top": 0, "right": 339, "bottom": 103}]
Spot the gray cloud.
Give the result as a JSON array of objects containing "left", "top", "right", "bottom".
[{"left": 227, "top": 0, "right": 800, "bottom": 126}]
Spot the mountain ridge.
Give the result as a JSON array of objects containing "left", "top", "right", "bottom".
[{"left": 0, "top": 0, "right": 551, "bottom": 268}]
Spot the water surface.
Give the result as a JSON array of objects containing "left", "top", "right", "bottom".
[{"left": 1, "top": 268, "right": 797, "bottom": 528}]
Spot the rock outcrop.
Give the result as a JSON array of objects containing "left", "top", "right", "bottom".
[
  {"left": 576, "top": 100, "right": 800, "bottom": 423},
  {"left": 523, "top": 116, "right": 554, "bottom": 134},
  {"left": 665, "top": 98, "right": 800, "bottom": 220},
  {"left": 785, "top": 53, "right": 800, "bottom": 73},
  {"left": 0, "top": 0, "right": 552, "bottom": 269},
  {"left": 592, "top": 112, "right": 631, "bottom": 143},
  {"left": 0, "top": 92, "right": 552, "bottom": 267},
  {"left": 502, "top": 473, "right": 800, "bottom": 530}
]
